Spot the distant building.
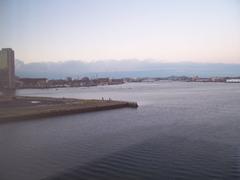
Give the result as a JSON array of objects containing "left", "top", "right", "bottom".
[
  {"left": 18, "top": 78, "right": 48, "bottom": 88},
  {"left": 211, "top": 77, "right": 226, "bottom": 82},
  {"left": 47, "top": 79, "right": 67, "bottom": 88},
  {"left": 226, "top": 79, "right": 240, "bottom": 83},
  {"left": 93, "top": 78, "right": 109, "bottom": 86},
  {"left": 109, "top": 78, "right": 124, "bottom": 85},
  {"left": 0, "top": 48, "right": 15, "bottom": 89}
]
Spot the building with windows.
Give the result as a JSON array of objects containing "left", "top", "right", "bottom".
[{"left": 0, "top": 48, "right": 15, "bottom": 89}]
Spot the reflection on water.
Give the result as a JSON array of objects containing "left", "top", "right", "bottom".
[{"left": 0, "top": 82, "right": 240, "bottom": 180}]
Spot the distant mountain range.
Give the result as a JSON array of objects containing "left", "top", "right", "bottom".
[{"left": 15, "top": 59, "right": 240, "bottom": 79}]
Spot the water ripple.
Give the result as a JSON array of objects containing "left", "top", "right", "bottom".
[{"left": 44, "top": 136, "right": 240, "bottom": 180}]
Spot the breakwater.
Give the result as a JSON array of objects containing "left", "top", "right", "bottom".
[{"left": 0, "top": 96, "right": 138, "bottom": 123}]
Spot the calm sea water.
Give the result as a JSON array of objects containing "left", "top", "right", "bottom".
[{"left": 0, "top": 82, "right": 240, "bottom": 180}]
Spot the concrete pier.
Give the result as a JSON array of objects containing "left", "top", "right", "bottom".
[{"left": 0, "top": 96, "right": 138, "bottom": 123}]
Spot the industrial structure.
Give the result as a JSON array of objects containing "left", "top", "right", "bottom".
[{"left": 0, "top": 48, "right": 15, "bottom": 89}]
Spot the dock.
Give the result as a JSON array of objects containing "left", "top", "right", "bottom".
[{"left": 0, "top": 96, "right": 138, "bottom": 123}]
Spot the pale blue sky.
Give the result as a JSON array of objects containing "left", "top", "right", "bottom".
[{"left": 1, "top": 0, "right": 240, "bottom": 63}]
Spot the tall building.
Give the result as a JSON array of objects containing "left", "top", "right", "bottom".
[{"left": 0, "top": 48, "right": 15, "bottom": 89}]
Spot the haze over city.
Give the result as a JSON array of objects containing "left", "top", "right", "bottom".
[{"left": 1, "top": 0, "right": 240, "bottom": 64}]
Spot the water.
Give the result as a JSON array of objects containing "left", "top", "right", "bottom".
[{"left": 0, "top": 82, "right": 240, "bottom": 180}]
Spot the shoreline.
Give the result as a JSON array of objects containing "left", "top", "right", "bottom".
[{"left": 0, "top": 96, "right": 138, "bottom": 123}]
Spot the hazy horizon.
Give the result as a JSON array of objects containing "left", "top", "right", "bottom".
[
  {"left": 1, "top": 0, "right": 240, "bottom": 63},
  {"left": 15, "top": 59, "right": 240, "bottom": 79}
]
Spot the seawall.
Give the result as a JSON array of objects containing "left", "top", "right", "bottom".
[{"left": 0, "top": 96, "right": 138, "bottom": 123}]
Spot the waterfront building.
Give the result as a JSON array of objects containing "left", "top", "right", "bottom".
[
  {"left": 109, "top": 78, "right": 124, "bottom": 85},
  {"left": 18, "top": 78, "right": 48, "bottom": 88},
  {"left": 226, "top": 79, "right": 240, "bottom": 83},
  {"left": 93, "top": 78, "right": 110, "bottom": 86},
  {"left": 0, "top": 48, "right": 15, "bottom": 89}
]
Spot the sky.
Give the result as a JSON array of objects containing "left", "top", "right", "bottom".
[{"left": 1, "top": 0, "right": 240, "bottom": 63}]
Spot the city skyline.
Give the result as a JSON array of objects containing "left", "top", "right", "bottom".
[{"left": 1, "top": 0, "right": 240, "bottom": 63}]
